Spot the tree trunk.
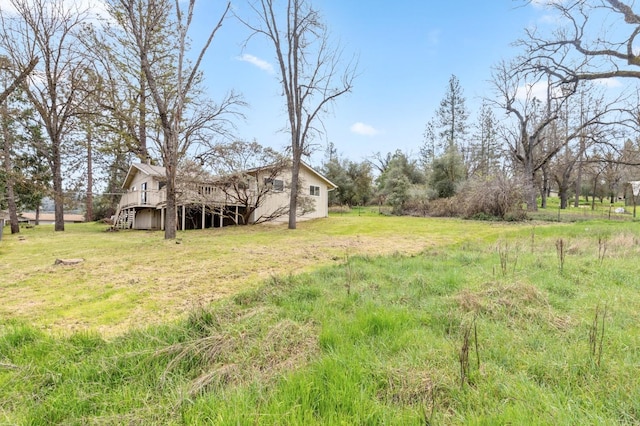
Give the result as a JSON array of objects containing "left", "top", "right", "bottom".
[
  {"left": 574, "top": 148, "right": 583, "bottom": 208},
  {"left": 540, "top": 166, "right": 549, "bottom": 209},
  {"left": 559, "top": 186, "right": 568, "bottom": 209},
  {"left": 288, "top": 153, "right": 301, "bottom": 229},
  {"left": 52, "top": 142, "right": 65, "bottom": 232},
  {"left": 1, "top": 105, "right": 19, "bottom": 234},
  {"left": 523, "top": 155, "right": 538, "bottom": 212},
  {"left": 163, "top": 130, "right": 178, "bottom": 239},
  {"left": 138, "top": 67, "right": 148, "bottom": 162},
  {"left": 85, "top": 130, "right": 93, "bottom": 222}
]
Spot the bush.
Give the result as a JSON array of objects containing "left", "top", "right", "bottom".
[
  {"left": 403, "top": 185, "right": 435, "bottom": 217},
  {"left": 459, "top": 175, "right": 526, "bottom": 220},
  {"left": 426, "top": 197, "right": 460, "bottom": 217}
]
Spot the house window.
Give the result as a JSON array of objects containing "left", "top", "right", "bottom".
[
  {"left": 141, "top": 182, "right": 147, "bottom": 204},
  {"left": 264, "top": 178, "right": 284, "bottom": 192},
  {"left": 310, "top": 185, "right": 320, "bottom": 196}
]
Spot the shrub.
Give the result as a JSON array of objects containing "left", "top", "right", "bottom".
[
  {"left": 427, "top": 197, "right": 460, "bottom": 217},
  {"left": 459, "top": 175, "right": 526, "bottom": 220}
]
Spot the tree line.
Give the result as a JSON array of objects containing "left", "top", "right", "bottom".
[
  {"left": 0, "top": 0, "right": 355, "bottom": 239},
  {"left": 324, "top": 1, "right": 640, "bottom": 218},
  {"left": 2, "top": 0, "right": 640, "bottom": 239}
]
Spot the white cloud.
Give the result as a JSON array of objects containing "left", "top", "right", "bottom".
[
  {"left": 350, "top": 122, "right": 379, "bottom": 136},
  {"left": 516, "top": 81, "right": 550, "bottom": 102},
  {"left": 236, "top": 54, "right": 274, "bottom": 74}
]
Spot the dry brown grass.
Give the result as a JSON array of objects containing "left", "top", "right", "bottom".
[
  {"left": 454, "top": 282, "right": 572, "bottom": 330},
  {"left": 0, "top": 216, "right": 530, "bottom": 337}
]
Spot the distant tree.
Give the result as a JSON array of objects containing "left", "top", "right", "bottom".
[
  {"left": 469, "top": 101, "right": 501, "bottom": 177},
  {"left": 429, "top": 145, "right": 466, "bottom": 198},
  {"left": 436, "top": 74, "right": 469, "bottom": 155},
  {"left": 382, "top": 161, "right": 411, "bottom": 214},
  {"left": 0, "top": 0, "right": 93, "bottom": 231},
  {"left": 239, "top": 0, "right": 357, "bottom": 229},
  {"left": 491, "top": 61, "right": 618, "bottom": 210},
  {"left": 376, "top": 150, "right": 425, "bottom": 190},
  {"left": 323, "top": 152, "right": 372, "bottom": 207},
  {"left": 420, "top": 118, "right": 437, "bottom": 170}
]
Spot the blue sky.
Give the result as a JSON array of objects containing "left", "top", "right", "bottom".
[{"left": 193, "top": 1, "right": 551, "bottom": 166}]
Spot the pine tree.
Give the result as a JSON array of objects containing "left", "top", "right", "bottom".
[{"left": 436, "top": 75, "right": 469, "bottom": 153}]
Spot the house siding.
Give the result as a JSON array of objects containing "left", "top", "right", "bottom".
[
  {"left": 116, "top": 162, "right": 335, "bottom": 230},
  {"left": 252, "top": 164, "right": 331, "bottom": 223}
]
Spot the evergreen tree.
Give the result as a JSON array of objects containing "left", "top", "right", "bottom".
[
  {"left": 470, "top": 101, "right": 500, "bottom": 177},
  {"left": 429, "top": 145, "right": 466, "bottom": 198},
  {"left": 436, "top": 75, "right": 469, "bottom": 153}
]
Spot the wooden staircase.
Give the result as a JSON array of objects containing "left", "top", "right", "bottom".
[{"left": 113, "top": 208, "right": 134, "bottom": 229}]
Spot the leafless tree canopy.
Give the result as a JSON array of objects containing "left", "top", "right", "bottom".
[
  {"left": 198, "top": 140, "right": 290, "bottom": 224},
  {"left": 238, "top": 0, "right": 357, "bottom": 229},
  {"left": 519, "top": 0, "right": 640, "bottom": 83},
  {"left": 113, "top": 0, "right": 241, "bottom": 239},
  {"left": 490, "top": 60, "right": 623, "bottom": 210},
  {"left": 0, "top": 0, "right": 93, "bottom": 231}
]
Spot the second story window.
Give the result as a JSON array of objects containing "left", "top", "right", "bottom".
[
  {"left": 141, "top": 182, "right": 147, "bottom": 204},
  {"left": 264, "top": 178, "right": 284, "bottom": 192}
]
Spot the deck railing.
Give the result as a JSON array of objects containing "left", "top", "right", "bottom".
[
  {"left": 117, "top": 189, "right": 167, "bottom": 209},
  {"left": 116, "top": 185, "right": 254, "bottom": 210}
]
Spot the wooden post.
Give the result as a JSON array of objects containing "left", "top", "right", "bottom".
[
  {"left": 235, "top": 205, "right": 238, "bottom": 225},
  {"left": 181, "top": 205, "right": 186, "bottom": 231},
  {"left": 161, "top": 207, "right": 165, "bottom": 231},
  {"left": 202, "top": 203, "right": 205, "bottom": 229},
  {"left": 219, "top": 206, "right": 223, "bottom": 228}
]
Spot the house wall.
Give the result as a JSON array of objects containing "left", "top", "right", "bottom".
[
  {"left": 252, "top": 165, "right": 331, "bottom": 223},
  {"left": 134, "top": 208, "right": 161, "bottom": 230},
  {"left": 126, "top": 171, "right": 163, "bottom": 206}
]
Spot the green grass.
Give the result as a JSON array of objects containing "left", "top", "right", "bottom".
[{"left": 1, "top": 216, "right": 639, "bottom": 424}]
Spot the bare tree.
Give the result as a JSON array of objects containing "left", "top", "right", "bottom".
[
  {"left": 88, "top": 0, "right": 179, "bottom": 163},
  {"left": 491, "top": 61, "right": 619, "bottom": 210},
  {"left": 115, "top": 0, "right": 241, "bottom": 239},
  {"left": 199, "top": 140, "right": 290, "bottom": 224},
  {"left": 0, "top": 56, "right": 38, "bottom": 105},
  {"left": 238, "top": 0, "right": 357, "bottom": 229},
  {"left": 0, "top": 0, "right": 92, "bottom": 231},
  {"left": 520, "top": 0, "right": 640, "bottom": 84}
]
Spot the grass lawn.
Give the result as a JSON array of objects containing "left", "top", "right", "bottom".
[
  {"left": 1, "top": 214, "right": 639, "bottom": 424},
  {"left": 0, "top": 215, "right": 525, "bottom": 337}
]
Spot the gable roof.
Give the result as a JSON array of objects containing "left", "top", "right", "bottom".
[
  {"left": 122, "top": 163, "right": 166, "bottom": 189},
  {"left": 121, "top": 161, "right": 337, "bottom": 190},
  {"left": 244, "top": 161, "right": 337, "bottom": 189},
  {"left": 301, "top": 161, "right": 337, "bottom": 190}
]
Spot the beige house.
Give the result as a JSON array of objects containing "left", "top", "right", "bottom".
[{"left": 113, "top": 162, "right": 337, "bottom": 230}]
